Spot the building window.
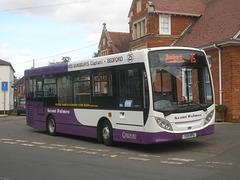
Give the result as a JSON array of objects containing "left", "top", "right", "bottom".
[
  {"left": 142, "top": 20, "right": 146, "bottom": 36},
  {"left": 159, "top": 15, "right": 171, "bottom": 35},
  {"left": 134, "top": 24, "right": 138, "bottom": 39},
  {"left": 138, "top": 22, "right": 142, "bottom": 38},
  {"left": 101, "top": 50, "right": 108, "bottom": 56},
  {"left": 103, "top": 38, "right": 106, "bottom": 47},
  {"left": 137, "top": 0, "right": 142, "bottom": 13},
  {"left": 207, "top": 55, "right": 211, "bottom": 68},
  {"left": 133, "top": 19, "right": 146, "bottom": 40}
]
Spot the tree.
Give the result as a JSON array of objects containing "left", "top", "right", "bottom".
[
  {"left": 93, "top": 51, "right": 99, "bottom": 58},
  {"left": 48, "top": 57, "right": 71, "bottom": 65}
]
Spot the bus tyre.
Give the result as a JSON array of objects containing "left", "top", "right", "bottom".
[
  {"left": 47, "top": 116, "right": 56, "bottom": 136},
  {"left": 101, "top": 120, "right": 114, "bottom": 146}
]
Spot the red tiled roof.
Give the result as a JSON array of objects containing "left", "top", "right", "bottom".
[
  {"left": 175, "top": 0, "right": 240, "bottom": 47},
  {"left": 109, "top": 32, "right": 130, "bottom": 53},
  {"left": 152, "top": 0, "right": 211, "bottom": 16}
]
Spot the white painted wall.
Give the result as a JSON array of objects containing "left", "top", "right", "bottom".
[{"left": 0, "top": 65, "right": 15, "bottom": 111}]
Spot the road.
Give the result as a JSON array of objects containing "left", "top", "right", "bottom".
[{"left": 0, "top": 116, "right": 239, "bottom": 180}]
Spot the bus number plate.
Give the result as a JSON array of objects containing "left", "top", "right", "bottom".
[{"left": 182, "top": 133, "right": 197, "bottom": 139}]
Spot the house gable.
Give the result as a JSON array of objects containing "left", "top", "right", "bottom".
[{"left": 98, "top": 23, "right": 130, "bottom": 56}]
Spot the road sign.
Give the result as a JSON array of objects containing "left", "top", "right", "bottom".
[{"left": 2, "top": 82, "right": 8, "bottom": 91}]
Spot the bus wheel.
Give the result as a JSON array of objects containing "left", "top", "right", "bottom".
[
  {"left": 47, "top": 116, "right": 56, "bottom": 136},
  {"left": 101, "top": 120, "right": 114, "bottom": 146}
]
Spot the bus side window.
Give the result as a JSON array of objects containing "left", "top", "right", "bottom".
[
  {"left": 93, "top": 71, "right": 113, "bottom": 97},
  {"left": 26, "top": 78, "right": 35, "bottom": 101},
  {"left": 57, "top": 75, "right": 73, "bottom": 104},
  {"left": 118, "top": 67, "right": 141, "bottom": 108},
  {"left": 43, "top": 77, "right": 57, "bottom": 106},
  {"left": 36, "top": 79, "right": 42, "bottom": 101},
  {"left": 74, "top": 71, "right": 91, "bottom": 105}
]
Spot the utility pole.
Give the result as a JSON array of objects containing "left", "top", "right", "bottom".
[
  {"left": 3, "top": 91, "right": 6, "bottom": 115},
  {"left": 32, "top": 59, "right": 35, "bottom": 68}
]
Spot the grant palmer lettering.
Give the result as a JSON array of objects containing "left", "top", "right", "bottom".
[
  {"left": 47, "top": 108, "right": 70, "bottom": 114},
  {"left": 174, "top": 113, "right": 202, "bottom": 120}
]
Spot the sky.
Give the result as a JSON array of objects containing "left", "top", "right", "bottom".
[{"left": 0, "top": 0, "right": 132, "bottom": 78}]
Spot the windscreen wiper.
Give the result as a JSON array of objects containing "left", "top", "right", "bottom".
[
  {"left": 164, "top": 105, "right": 187, "bottom": 116},
  {"left": 190, "top": 102, "right": 207, "bottom": 112},
  {"left": 164, "top": 103, "right": 207, "bottom": 116}
]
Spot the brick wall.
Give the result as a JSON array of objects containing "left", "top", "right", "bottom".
[
  {"left": 171, "top": 16, "right": 196, "bottom": 35},
  {"left": 206, "top": 46, "right": 240, "bottom": 122},
  {"left": 223, "top": 46, "right": 240, "bottom": 122}
]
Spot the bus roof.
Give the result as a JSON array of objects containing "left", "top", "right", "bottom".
[{"left": 25, "top": 47, "right": 204, "bottom": 77}]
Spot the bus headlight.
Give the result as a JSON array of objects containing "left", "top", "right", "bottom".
[
  {"left": 205, "top": 110, "right": 214, "bottom": 125},
  {"left": 155, "top": 118, "right": 173, "bottom": 131}
]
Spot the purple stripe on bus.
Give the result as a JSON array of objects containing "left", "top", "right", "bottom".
[
  {"left": 113, "top": 124, "right": 214, "bottom": 144},
  {"left": 25, "top": 63, "right": 68, "bottom": 77}
]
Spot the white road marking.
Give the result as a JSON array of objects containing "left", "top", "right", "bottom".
[
  {"left": 194, "top": 164, "right": 215, "bottom": 168},
  {"left": 40, "top": 146, "right": 56, "bottom": 150},
  {"left": 168, "top": 158, "right": 195, "bottom": 162},
  {"left": 139, "top": 154, "right": 150, "bottom": 158},
  {"left": 21, "top": 144, "right": 35, "bottom": 147},
  {"left": 102, "top": 154, "right": 118, "bottom": 158},
  {"left": 150, "top": 155, "right": 161, "bottom": 158},
  {"left": 119, "top": 152, "right": 132, "bottom": 155},
  {"left": 3, "top": 141, "right": 17, "bottom": 145},
  {"left": 1, "top": 138, "right": 13, "bottom": 141},
  {"left": 205, "top": 161, "right": 233, "bottom": 166},
  {"left": 128, "top": 157, "right": 151, "bottom": 161},
  {"left": 73, "top": 146, "right": 87, "bottom": 150},
  {"left": 31, "top": 142, "right": 46, "bottom": 145},
  {"left": 161, "top": 161, "right": 184, "bottom": 165},
  {"left": 110, "top": 155, "right": 118, "bottom": 158},
  {"left": 77, "top": 151, "right": 97, "bottom": 155},
  {"left": 90, "top": 148, "right": 109, "bottom": 152},
  {"left": 50, "top": 144, "right": 66, "bottom": 147},
  {"left": 16, "top": 140, "right": 28, "bottom": 143},
  {"left": 58, "top": 148, "right": 75, "bottom": 152},
  {"left": 1, "top": 137, "right": 205, "bottom": 165},
  {"left": 0, "top": 176, "right": 11, "bottom": 180}
]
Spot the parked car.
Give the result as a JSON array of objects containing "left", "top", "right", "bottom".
[{"left": 17, "top": 99, "right": 26, "bottom": 116}]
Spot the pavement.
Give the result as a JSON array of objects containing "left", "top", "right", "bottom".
[{"left": 0, "top": 114, "right": 9, "bottom": 118}]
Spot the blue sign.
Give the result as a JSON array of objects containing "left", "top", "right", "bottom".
[{"left": 2, "top": 82, "right": 8, "bottom": 91}]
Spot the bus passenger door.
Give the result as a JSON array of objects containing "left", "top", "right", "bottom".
[{"left": 116, "top": 64, "right": 146, "bottom": 128}]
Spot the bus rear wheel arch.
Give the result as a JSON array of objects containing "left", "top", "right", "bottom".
[
  {"left": 47, "top": 115, "right": 57, "bottom": 136},
  {"left": 97, "top": 118, "right": 114, "bottom": 146}
]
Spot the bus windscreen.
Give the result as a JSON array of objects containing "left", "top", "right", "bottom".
[{"left": 148, "top": 50, "right": 214, "bottom": 115}]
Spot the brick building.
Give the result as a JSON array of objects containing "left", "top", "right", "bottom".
[
  {"left": 98, "top": 23, "right": 130, "bottom": 56},
  {"left": 14, "top": 77, "right": 25, "bottom": 105},
  {"left": 98, "top": 0, "right": 240, "bottom": 122}
]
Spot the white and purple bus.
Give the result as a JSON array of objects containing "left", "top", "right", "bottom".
[{"left": 25, "top": 47, "right": 215, "bottom": 145}]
